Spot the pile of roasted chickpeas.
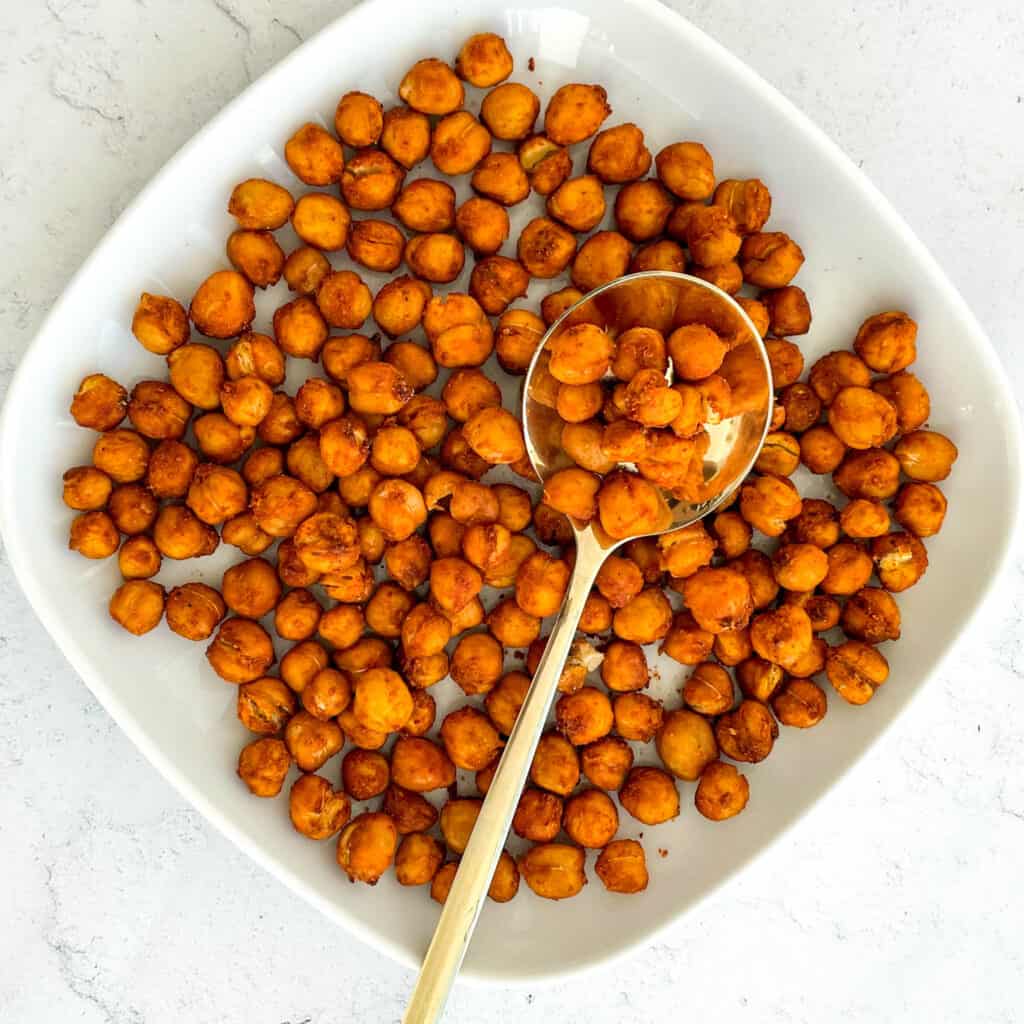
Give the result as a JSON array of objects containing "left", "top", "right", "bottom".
[{"left": 61, "top": 31, "right": 957, "bottom": 904}]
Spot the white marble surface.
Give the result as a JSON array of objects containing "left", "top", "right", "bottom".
[{"left": 2, "top": 0, "right": 1023, "bottom": 1020}]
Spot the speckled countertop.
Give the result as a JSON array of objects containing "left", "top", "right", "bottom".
[{"left": 2, "top": 1, "right": 1024, "bottom": 1021}]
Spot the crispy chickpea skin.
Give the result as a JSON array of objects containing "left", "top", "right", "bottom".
[
  {"left": 165, "top": 582, "right": 225, "bottom": 642},
  {"left": 228, "top": 177, "right": 295, "bottom": 230},
  {"left": 841, "top": 587, "right": 902, "bottom": 644},
  {"left": 695, "top": 761, "right": 750, "bottom": 821},
  {"left": 237, "top": 676, "right": 296, "bottom": 735},
  {"left": 399, "top": 58, "right": 464, "bottom": 115},
  {"left": 655, "top": 708, "right": 717, "bottom": 781},
  {"left": 580, "top": 736, "right": 633, "bottom": 791},
  {"left": 772, "top": 678, "right": 828, "bottom": 728},
  {"left": 739, "top": 232, "right": 805, "bottom": 288},
  {"left": 63, "top": 466, "right": 113, "bottom": 511},
  {"left": 556, "top": 687, "right": 614, "bottom": 746},
  {"left": 834, "top": 448, "right": 902, "bottom": 500},
  {"left": 131, "top": 292, "right": 190, "bottom": 355},
  {"left": 188, "top": 269, "right": 255, "bottom": 339},
  {"left": 440, "top": 706, "right": 504, "bottom": 771},
  {"left": 207, "top": 617, "right": 275, "bottom": 684},
  {"left": 894, "top": 430, "right": 959, "bottom": 482},
  {"left": 71, "top": 373, "right": 127, "bottom": 431},
  {"left": 515, "top": 550, "right": 570, "bottom": 617},
  {"left": 895, "top": 482, "right": 947, "bottom": 537},
  {"left": 613, "top": 180, "right": 674, "bottom": 242},
  {"left": 562, "top": 788, "right": 619, "bottom": 849},
  {"left": 750, "top": 604, "right": 813, "bottom": 671},
  {"left": 480, "top": 82, "right": 539, "bottom": 141},
  {"left": 391, "top": 736, "right": 457, "bottom": 792},
  {"left": 519, "top": 843, "right": 587, "bottom": 900},
  {"left": 518, "top": 216, "right": 577, "bottom": 278},
  {"left": 715, "top": 699, "right": 778, "bottom": 763},
  {"left": 341, "top": 149, "right": 405, "bottom": 211},
  {"left": 655, "top": 141, "right": 714, "bottom": 200},
  {"left": 827, "top": 640, "right": 889, "bottom": 704},
  {"left": 456, "top": 32, "right": 514, "bottom": 86},
  {"left": 226, "top": 229, "right": 285, "bottom": 288},
  {"left": 237, "top": 737, "right": 290, "bottom": 797},
  {"left": 341, "top": 749, "right": 390, "bottom": 801},
  {"left": 289, "top": 773, "right": 351, "bottom": 840},
  {"left": 683, "top": 567, "right": 753, "bottom": 634},
  {"left": 285, "top": 710, "right": 344, "bottom": 772},
  {"left": 395, "top": 833, "right": 444, "bottom": 887},
  {"left": 873, "top": 371, "right": 931, "bottom": 433},
  {"left": 827, "top": 386, "right": 898, "bottom": 450},
  {"left": 109, "top": 579, "right": 165, "bottom": 635},
  {"left": 381, "top": 106, "right": 432, "bottom": 169},
  {"left": 739, "top": 474, "right": 802, "bottom": 537},
  {"left": 530, "top": 732, "right": 580, "bottom": 796},
  {"left": 596, "top": 839, "right": 648, "bottom": 894},
  {"left": 619, "top": 766, "right": 680, "bottom": 825},
  {"left": 222, "top": 557, "right": 282, "bottom": 618},
  {"left": 336, "top": 812, "right": 399, "bottom": 885},
  {"left": 334, "top": 91, "right": 383, "bottom": 147},
  {"left": 600, "top": 640, "right": 649, "bottom": 693}
]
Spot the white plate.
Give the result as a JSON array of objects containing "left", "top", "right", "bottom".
[{"left": 1, "top": 0, "right": 1020, "bottom": 986}]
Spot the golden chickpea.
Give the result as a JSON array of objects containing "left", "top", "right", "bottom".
[
  {"left": 428, "top": 110, "right": 491, "bottom": 176},
  {"left": 507, "top": 787, "right": 564, "bottom": 845},
  {"left": 808, "top": 350, "right": 872, "bottom": 405},
  {"left": 559, "top": 421, "right": 614, "bottom": 474},
  {"left": 236, "top": 676, "right": 295, "bottom": 735},
  {"left": 429, "top": 556, "right": 483, "bottom": 615},
  {"left": 289, "top": 773, "right": 351, "bottom": 840},
  {"left": 108, "top": 579, "right": 164, "bottom": 635},
  {"left": 379, "top": 106, "right": 431, "bottom": 169},
  {"left": 228, "top": 178, "right": 294, "bottom": 230},
  {"left": 895, "top": 429, "right": 959, "bottom": 482},
  {"left": 394, "top": 833, "right": 444, "bottom": 887},
  {"left": 337, "top": 812, "right": 398, "bottom": 885},
  {"left": 280, "top": 248, "right": 330, "bottom": 301},
  {"left": 189, "top": 269, "right": 255, "bottom": 339},
  {"left": 206, "top": 617, "right": 275, "bottom": 684},
  {"left": 514, "top": 550, "right": 570, "bottom": 618},
  {"left": 666, "top": 323, "right": 726, "bottom": 381},
  {"left": 695, "top": 761, "right": 750, "bottom": 821},
  {"left": 614, "top": 692, "right": 664, "bottom": 743},
  {"left": 596, "top": 640, "right": 646, "bottom": 693},
  {"left": 629, "top": 239, "right": 686, "bottom": 275},
  {"left": 318, "top": 415, "right": 371, "bottom": 479},
  {"left": 248, "top": 474, "right": 316, "bottom": 538},
  {"left": 225, "top": 334, "right": 286, "bottom": 388},
  {"left": 542, "top": 176, "right": 604, "bottom": 236},
  {"left": 219, "top": 557, "right": 280, "bottom": 619},
  {"left": 612, "top": 179, "right": 673, "bottom": 242},
  {"left": 834, "top": 448, "right": 902, "bottom": 500},
  {"left": 838, "top": 498, "right": 889, "bottom": 539},
  {"left": 334, "top": 90, "right": 382, "bottom": 147},
  {"left": 217, "top": 376, "right": 272, "bottom": 430},
  {"left": 611, "top": 588, "right": 673, "bottom": 645},
  {"left": 438, "top": 798, "right": 481, "bottom": 856},
  {"left": 341, "top": 148, "right": 405, "bottom": 211},
  {"left": 440, "top": 707, "right": 504, "bottom": 771},
  {"left": 318, "top": 271, "right": 374, "bottom": 332},
  {"left": 816, "top": 541, "right": 871, "bottom": 597},
  {"left": 344, "top": 218, "right": 405, "bottom": 273},
  {"left": 595, "top": 839, "right": 648, "bottom": 894},
  {"left": 581, "top": 123, "right": 650, "bottom": 184},
  {"left": 650, "top": 708, "right": 715, "bottom": 781},
  {"left": 337, "top": 707, "right": 387, "bottom": 751},
  {"left": 237, "top": 737, "right": 290, "bottom": 797},
  {"left": 62, "top": 466, "right": 113, "bottom": 512},
  {"left": 362, "top": 582, "right": 415, "bottom": 640},
  {"left": 365, "top": 479, "right": 425, "bottom": 543},
  {"left": 893, "top": 481, "right": 946, "bottom": 538},
  {"left": 739, "top": 474, "right": 802, "bottom": 537},
  {"left": 404, "top": 232, "right": 466, "bottom": 285},
  {"left": 541, "top": 81, "right": 611, "bottom": 144},
  {"left": 739, "top": 232, "right": 805, "bottom": 288},
  {"left": 827, "top": 386, "right": 898, "bottom": 451},
  {"left": 477, "top": 671, "right": 528, "bottom": 738},
  {"left": 284, "top": 710, "right": 344, "bottom": 772},
  {"left": 131, "top": 292, "right": 190, "bottom": 354},
  {"left": 430, "top": 861, "right": 458, "bottom": 904},
  {"left": 471, "top": 152, "right": 530, "bottom": 206},
  {"left": 556, "top": 687, "right": 613, "bottom": 746},
  {"left": 398, "top": 57, "right": 464, "bottom": 114},
  {"left": 590, "top": 559, "right": 641, "bottom": 614},
  {"left": 519, "top": 134, "right": 572, "bottom": 195},
  {"left": 715, "top": 699, "right": 778, "bottom": 763},
  {"left": 728, "top": 550, "right": 782, "bottom": 611},
  {"left": 598, "top": 469, "right": 673, "bottom": 541},
  {"left": 870, "top": 531, "right": 928, "bottom": 592},
  {"left": 798, "top": 424, "right": 846, "bottom": 474},
  {"left": 542, "top": 467, "right": 599, "bottom": 522},
  {"left": 827, "top": 640, "right": 889, "bottom": 704},
  {"left": 734, "top": 656, "right": 783, "bottom": 703},
  {"left": 872, "top": 371, "right": 930, "bottom": 434},
  {"left": 164, "top": 345, "right": 222, "bottom": 411},
  {"left": 447, "top": 632, "right": 502, "bottom": 697},
  {"left": 530, "top": 732, "right": 580, "bottom": 796},
  {"left": 571, "top": 230, "right": 634, "bottom": 292},
  {"left": 538, "top": 285, "right": 584, "bottom": 327},
  {"left": 226, "top": 229, "right": 285, "bottom": 288},
  {"left": 711, "top": 177, "right": 770, "bottom": 233},
  {"left": 772, "top": 543, "right": 829, "bottom": 591},
  {"left": 763, "top": 340, "right": 804, "bottom": 392},
  {"left": 459, "top": 406, "right": 525, "bottom": 465},
  {"left": 678, "top": 661, "right": 732, "bottom": 715},
  {"left": 476, "top": 83, "right": 537, "bottom": 144},
  {"left": 299, "top": 665, "right": 352, "bottom": 723},
  {"left": 106, "top": 483, "right": 158, "bottom": 535},
  {"left": 486, "top": 598, "right": 540, "bottom": 649},
  {"left": 382, "top": 535, "right": 432, "bottom": 592},
  {"left": 750, "top": 604, "right": 813, "bottom": 671},
  {"left": 713, "top": 625, "right": 752, "bottom": 667},
  {"left": 680, "top": 566, "right": 752, "bottom": 635},
  {"left": 655, "top": 141, "right": 714, "bottom": 200},
  {"left": 619, "top": 766, "right": 680, "bottom": 825},
  {"left": 578, "top": 737, "right": 631, "bottom": 791},
  {"left": 279, "top": 640, "right": 329, "bottom": 695},
  {"left": 70, "top": 373, "right": 127, "bottom": 432},
  {"left": 771, "top": 678, "right": 827, "bottom": 729},
  {"left": 127, "top": 378, "right": 191, "bottom": 438},
  {"left": 684, "top": 204, "right": 741, "bottom": 267},
  {"left": 453, "top": 30, "right": 513, "bottom": 83},
  {"left": 271, "top": 589, "right": 322, "bottom": 644},
  {"left": 517, "top": 216, "right": 577, "bottom": 278},
  {"left": 270, "top": 297, "right": 327, "bottom": 361},
  {"left": 519, "top": 843, "right": 587, "bottom": 900},
  {"left": 762, "top": 286, "right": 811, "bottom": 337},
  {"left": 850, "top": 309, "right": 917, "bottom": 373},
  {"left": 558, "top": 789, "right": 616, "bottom": 851},
  {"left": 339, "top": 748, "right": 389, "bottom": 801},
  {"left": 184, "top": 464, "right": 247, "bottom": 526},
  {"left": 153, "top": 505, "right": 219, "bottom": 561},
  {"left": 380, "top": 784, "right": 437, "bottom": 836},
  {"left": 776, "top": 383, "right": 820, "bottom": 435},
  {"left": 117, "top": 535, "right": 161, "bottom": 579},
  {"left": 467, "top": 255, "right": 529, "bottom": 316}
]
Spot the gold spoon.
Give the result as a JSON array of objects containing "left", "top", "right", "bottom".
[{"left": 403, "top": 271, "right": 772, "bottom": 1022}]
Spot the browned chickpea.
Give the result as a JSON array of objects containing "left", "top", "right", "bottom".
[
  {"left": 560, "top": 421, "right": 615, "bottom": 474},
  {"left": 894, "top": 481, "right": 947, "bottom": 538},
  {"left": 530, "top": 732, "right": 580, "bottom": 796},
  {"left": 556, "top": 687, "right": 614, "bottom": 747},
  {"left": 366, "top": 479, "right": 425, "bottom": 543},
  {"left": 341, "top": 148, "right": 405, "bottom": 211},
  {"left": 289, "top": 773, "right": 351, "bottom": 840},
  {"left": 163, "top": 584, "right": 225, "bottom": 644},
  {"left": 249, "top": 474, "right": 317, "bottom": 538},
  {"left": 332, "top": 635, "right": 390, "bottom": 676},
  {"left": 850, "top": 309, "right": 917, "bottom": 373},
  {"left": 819, "top": 541, "right": 873, "bottom": 596},
  {"left": 344, "top": 219, "right": 405, "bottom": 274},
  {"left": 429, "top": 556, "right": 483, "bottom": 615},
  {"left": 283, "top": 246, "right": 331, "bottom": 295},
  {"left": 538, "top": 286, "right": 584, "bottom": 327},
  {"left": 299, "top": 663, "right": 352, "bottom": 720},
  {"left": 780, "top": 629, "right": 827, "bottom": 676},
  {"left": 762, "top": 286, "right": 811, "bottom": 337},
  {"left": 430, "top": 861, "right": 458, "bottom": 904},
  {"left": 739, "top": 232, "right": 805, "bottom": 288},
  {"left": 271, "top": 296, "right": 328, "bottom": 361},
  {"left": 571, "top": 230, "right": 634, "bottom": 292},
  {"left": 279, "top": 640, "right": 330, "bottom": 695},
  {"left": 679, "top": 661, "right": 732, "bottom": 715},
  {"left": 164, "top": 344, "right": 223, "bottom": 411},
  {"left": 559, "top": 789, "right": 617, "bottom": 851},
  {"left": 650, "top": 708, "right": 715, "bottom": 781},
  {"left": 610, "top": 588, "right": 673, "bottom": 646},
  {"left": 440, "top": 706, "right": 504, "bottom": 771},
  {"left": 739, "top": 474, "right": 802, "bottom": 537},
  {"left": 486, "top": 597, "right": 540, "bottom": 648},
  {"left": 581, "top": 123, "right": 650, "bottom": 184},
  {"left": 124, "top": 380, "right": 189, "bottom": 442},
  {"left": 117, "top": 535, "right": 161, "bottom": 580},
  {"left": 808, "top": 350, "right": 872, "bottom": 405},
  {"left": 105, "top": 483, "right": 157, "bottom": 536},
  {"left": 404, "top": 233, "right": 466, "bottom": 285},
  {"left": 494, "top": 479, "right": 535, "bottom": 529},
  {"left": 237, "top": 676, "right": 296, "bottom": 735},
  {"left": 219, "top": 556, "right": 281, "bottom": 620},
  {"left": 361, "top": 583, "right": 414, "bottom": 640},
  {"left": 428, "top": 110, "right": 491, "bottom": 176},
  {"left": 480, "top": 670, "right": 529, "bottom": 737},
  {"left": 578, "top": 737, "right": 631, "bottom": 792},
  {"left": 654, "top": 141, "right": 714, "bottom": 200},
  {"left": 826, "top": 386, "right": 898, "bottom": 451},
  {"left": 600, "top": 469, "right": 674, "bottom": 539},
  {"left": 395, "top": 833, "right": 444, "bottom": 887},
  {"left": 480, "top": 82, "right": 539, "bottom": 141},
  {"left": 384, "top": 535, "right": 432, "bottom": 591},
  {"left": 334, "top": 91, "right": 382, "bottom": 147},
  {"left": 772, "top": 542, "right": 829, "bottom": 591},
  {"left": 681, "top": 566, "right": 753, "bottom": 635},
  {"left": 108, "top": 579, "right": 164, "bottom": 635},
  {"left": 207, "top": 617, "right": 275, "bottom": 684},
  {"left": 713, "top": 626, "right": 752, "bottom": 667},
  {"left": 614, "top": 692, "right": 664, "bottom": 743},
  {"left": 771, "top": 678, "right": 827, "bottom": 728},
  {"left": 381, "top": 783, "right": 437, "bottom": 835},
  {"left": 454, "top": 31, "right": 513, "bottom": 85},
  {"left": 399, "top": 56, "right": 464, "bottom": 114},
  {"left": 543, "top": 467, "right": 599, "bottom": 522},
  {"left": 541, "top": 81, "right": 610, "bottom": 144},
  {"left": 750, "top": 604, "right": 813, "bottom": 671},
  {"left": 509, "top": 787, "right": 562, "bottom": 843},
  {"left": 285, "top": 710, "right": 344, "bottom": 772},
  {"left": 778, "top": 383, "right": 822, "bottom": 434},
  {"left": 337, "top": 811, "right": 398, "bottom": 885},
  {"left": 895, "top": 430, "right": 960, "bottom": 483},
  {"left": 869, "top": 531, "right": 928, "bottom": 593},
  {"left": 514, "top": 550, "right": 570, "bottom": 618},
  {"left": 321, "top": 335, "right": 380, "bottom": 386},
  {"left": 226, "top": 229, "right": 285, "bottom": 288},
  {"left": 181, "top": 465, "right": 245, "bottom": 528},
  {"left": 695, "top": 761, "right": 750, "bottom": 821},
  {"left": 225, "top": 333, "right": 286, "bottom": 388},
  {"left": 619, "top": 766, "right": 680, "bottom": 825},
  {"left": 727, "top": 549, "right": 781, "bottom": 611},
  {"left": 228, "top": 178, "right": 294, "bottom": 230},
  {"left": 339, "top": 748, "right": 388, "bottom": 801},
  {"left": 715, "top": 699, "right": 777, "bottom": 763},
  {"left": 441, "top": 370, "right": 499, "bottom": 425},
  {"left": 318, "top": 271, "right": 374, "bottom": 332},
  {"left": 628, "top": 239, "right": 686, "bottom": 276},
  {"left": 543, "top": 175, "right": 605, "bottom": 236},
  {"left": 710, "top": 176, "right": 770, "bottom": 232},
  {"left": 788, "top": 592, "right": 841, "bottom": 633},
  {"left": 270, "top": 589, "right": 321, "bottom": 644},
  {"left": 237, "top": 737, "right": 290, "bottom": 797},
  {"left": 827, "top": 640, "right": 889, "bottom": 704},
  {"left": 685, "top": 204, "right": 742, "bottom": 267},
  {"left": 612, "top": 180, "right": 673, "bottom": 243},
  {"left": 70, "top": 373, "right": 127, "bottom": 432},
  {"left": 797, "top": 424, "right": 846, "bottom": 474},
  {"left": 62, "top": 466, "right": 113, "bottom": 512},
  {"left": 593, "top": 558, "right": 643, "bottom": 614},
  {"left": 872, "top": 372, "right": 930, "bottom": 434},
  {"left": 786, "top": 499, "right": 839, "bottom": 550},
  {"left": 448, "top": 632, "right": 502, "bottom": 697},
  {"left": 834, "top": 450, "right": 901, "bottom": 503},
  {"left": 764, "top": 340, "right": 804, "bottom": 392},
  {"left": 707, "top": 512, "right": 750, "bottom": 560},
  {"left": 735, "top": 656, "right": 785, "bottom": 703},
  {"left": 337, "top": 707, "right": 387, "bottom": 751},
  {"left": 518, "top": 843, "right": 587, "bottom": 901},
  {"left": 378, "top": 106, "right": 430, "bottom": 169},
  {"left": 448, "top": 199, "right": 508, "bottom": 262},
  {"left": 439, "top": 798, "right": 482, "bottom": 856},
  {"left": 131, "top": 292, "right": 190, "bottom": 354},
  {"left": 468, "top": 256, "right": 530, "bottom": 316},
  {"left": 666, "top": 323, "right": 726, "bottom": 382},
  {"left": 839, "top": 498, "right": 890, "bottom": 539},
  {"left": 189, "top": 269, "right": 255, "bottom": 339},
  {"left": 517, "top": 216, "right": 577, "bottom": 278},
  {"left": 595, "top": 839, "right": 648, "bottom": 894},
  {"left": 471, "top": 152, "right": 530, "bottom": 206},
  {"left": 218, "top": 376, "right": 272, "bottom": 429},
  {"left": 519, "top": 134, "right": 572, "bottom": 195},
  {"left": 318, "top": 415, "right": 371, "bottom": 479},
  {"left": 597, "top": 640, "right": 647, "bottom": 694}
]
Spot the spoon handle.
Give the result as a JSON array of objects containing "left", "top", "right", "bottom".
[{"left": 402, "top": 548, "right": 603, "bottom": 1024}]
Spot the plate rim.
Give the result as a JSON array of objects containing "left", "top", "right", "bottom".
[{"left": 2, "top": 0, "right": 1022, "bottom": 987}]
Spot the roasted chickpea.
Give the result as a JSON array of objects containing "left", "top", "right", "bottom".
[
  {"left": 428, "top": 111, "right": 491, "bottom": 176},
  {"left": 834, "top": 451, "right": 901, "bottom": 505},
  {"left": 224, "top": 334, "right": 286, "bottom": 389},
  {"left": 341, "top": 148, "right": 405, "bottom": 212},
  {"left": 654, "top": 141, "right": 714, "bottom": 200},
  {"left": 438, "top": 798, "right": 482, "bottom": 856},
  {"left": 482, "top": 595, "right": 538, "bottom": 646},
  {"left": 542, "top": 466, "right": 599, "bottom": 522},
  {"left": 250, "top": 474, "right": 317, "bottom": 538},
  {"left": 318, "top": 271, "right": 374, "bottom": 332},
  {"left": 543, "top": 82, "right": 611, "bottom": 145},
  {"left": 340, "top": 748, "right": 389, "bottom": 801},
  {"left": 188, "top": 269, "right": 256, "bottom": 339},
  {"left": 478, "top": 82, "right": 538, "bottom": 142},
  {"left": 613, "top": 692, "right": 663, "bottom": 743},
  {"left": 684, "top": 204, "right": 741, "bottom": 267},
  {"left": 62, "top": 466, "right": 113, "bottom": 512},
  {"left": 219, "top": 556, "right": 280, "bottom": 619},
  {"left": 344, "top": 218, "right": 405, "bottom": 273},
  {"left": 270, "top": 588, "right": 322, "bottom": 644},
  {"left": 105, "top": 483, "right": 157, "bottom": 536},
  {"left": 739, "top": 474, "right": 802, "bottom": 537},
  {"left": 516, "top": 216, "right": 577, "bottom": 278},
  {"left": 777, "top": 383, "right": 822, "bottom": 434},
  {"left": 578, "top": 736, "right": 632, "bottom": 791},
  {"left": 796, "top": 425, "right": 846, "bottom": 475},
  {"left": 226, "top": 229, "right": 285, "bottom": 288},
  {"left": 610, "top": 179, "right": 672, "bottom": 243},
  {"left": 715, "top": 699, "right": 777, "bottom": 763},
  {"left": 289, "top": 773, "right": 351, "bottom": 840},
  {"left": 379, "top": 784, "right": 438, "bottom": 837},
  {"left": 761, "top": 286, "right": 811, "bottom": 338},
  {"left": 284, "top": 710, "right": 344, "bottom": 772},
  {"left": 869, "top": 531, "right": 928, "bottom": 592},
  {"left": 237, "top": 737, "right": 290, "bottom": 797},
  {"left": 894, "top": 429, "right": 959, "bottom": 482},
  {"left": 838, "top": 498, "right": 889, "bottom": 539},
  {"left": 808, "top": 350, "right": 872, "bottom": 405},
  {"left": 283, "top": 246, "right": 331, "bottom": 295},
  {"left": 317, "top": 415, "right": 370, "bottom": 479},
  {"left": 610, "top": 588, "right": 672, "bottom": 646},
  {"left": 709, "top": 176, "right": 771, "bottom": 232},
  {"left": 395, "top": 833, "right": 444, "bottom": 887},
  {"left": 555, "top": 687, "right": 613, "bottom": 747},
  {"left": 519, "top": 843, "right": 587, "bottom": 901},
  {"left": 269, "top": 297, "right": 327, "bottom": 362},
  {"left": 336, "top": 812, "right": 398, "bottom": 885},
  {"left": 772, "top": 542, "right": 829, "bottom": 591},
  {"left": 334, "top": 90, "right": 383, "bottom": 147},
  {"left": 429, "top": 555, "right": 483, "bottom": 615},
  {"left": 152, "top": 504, "right": 218, "bottom": 561},
  {"left": 594, "top": 640, "right": 646, "bottom": 693},
  {"left": 771, "top": 678, "right": 827, "bottom": 728},
  {"left": 337, "top": 707, "right": 387, "bottom": 751},
  {"left": 447, "top": 199, "right": 509, "bottom": 262},
  {"left": 739, "top": 232, "right": 805, "bottom": 288},
  {"left": 750, "top": 604, "right": 812, "bottom": 671},
  {"left": 592, "top": 556, "right": 642, "bottom": 611},
  {"left": 695, "top": 761, "right": 750, "bottom": 821},
  {"left": 894, "top": 481, "right": 947, "bottom": 538},
  {"left": 619, "top": 766, "right": 679, "bottom": 825},
  {"left": 817, "top": 541, "right": 872, "bottom": 596},
  {"left": 678, "top": 661, "right": 732, "bottom": 716},
  {"left": 849, "top": 309, "right": 918, "bottom": 373},
  {"left": 519, "top": 134, "right": 572, "bottom": 195},
  {"left": 733, "top": 656, "right": 783, "bottom": 704},
  {"left": 398, "top": 57, "right": 464, "bottom": 114},
  {"left": 163, "top": 345, "right": 223, "bottom": 411},
  {"left": 593, "top": 838, "right": 647, "bottom": 894},
  {"left": 827, "top": 640, "right": 890, "bottom": 704},
  {"left": 228, "top": 178, "right": 295, "bottom": 230},
  {"left": 471, "top": 152, "right": 530, "bottom": 206},
  {"left": 680, "top": 566, "right": 752, "bottom": 635},
  {"left": 206, "top": 617, "right": 275, "bottom": 684},
  {"left": 570, "top": 231, "right": 635, "bottom": 295},
  {"left": 430, "top": 861, "right": 458, "bottom": 904},
  {"left": 116, "top": 534, "right": 161, "bottom": 579},
  {"left": 557, "top": 789, "right": 616, "bottom": 851},
  {"left": 124, "top": 380, "right": 189, "bottom": 441},
  {"left": 440, "top": 707, "right": 503, "bottom": 771},
  {"left": 108, "top": 579, "right": 164, "bottom": 635},
  {"left": 467, "top": 255, "right": 529, "bottom": 316},
  {"left": 872, "top": 370, "right": 930, "bottom": 433},
  {"left": 529, "top": 732, "right": 580, "bottom": 796},
  {"left": 278, "top": 640, "right": 329, "bottom": 695},
  {"left": 825, "top": 386, "right": 897, "bottom": 451},
  {"left": 237, "top": 676, "right": 296, "bottom": 735},
  {"left": 184, "top": 464, "right": 247, "bottom": 525},
  {"left": 70, "top": 373, "right": 127, "bottom": 432},
  {"left": 378, "top": 106, "right": 431, "bottom": 169},
  {"left": 131, "top": 292, "right": 190, "bottom": 354},
  {"left": 446, "top": 631, "right": 501, "bottom": 696},
  {"left": 455, "top": 31, "right": 513, "bottom": 86},
  {"left": 404, "top": 232, "right": 466, "bottom": 285},
  {"left": 515, "top": 550, "right": 570, "bottom": 618}
]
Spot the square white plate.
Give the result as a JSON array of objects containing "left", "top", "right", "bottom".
[{"left": 1, "top": 0, "right": 1020, "bottom": 985}]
